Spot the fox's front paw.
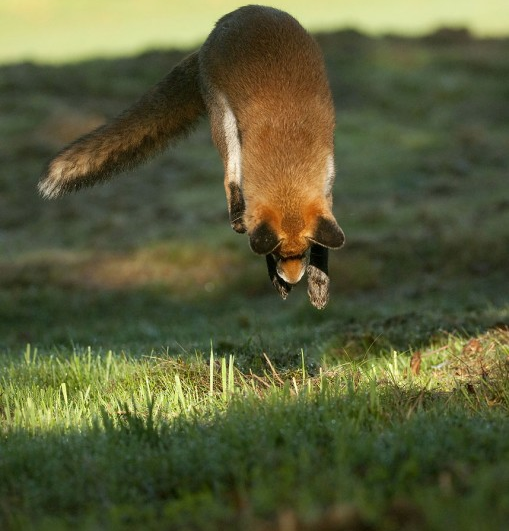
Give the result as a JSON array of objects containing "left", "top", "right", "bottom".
[
  {"left": 272, "top": 274, "right": 292, "bottom": 300},
  {"left": 307, "top": 264, "right": 329, "bottom": 309},
  {"left": 265, "top": 254, "right": 292, "bottom": 299}
]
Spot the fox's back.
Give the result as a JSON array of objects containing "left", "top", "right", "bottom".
[
  {"left": 200, "top": 5, "right": 335, "bottom": 211},
  {"left": 200, "top": 6, "right": 330, "bottom": 100},
  {"left": 200, "top": 6, "right": 334, "bottom": 124}
]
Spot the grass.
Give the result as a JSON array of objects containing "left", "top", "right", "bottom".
[
  {"left": 1, "top": 26, "right": 509, "bottom": 530},
  {"left": 2, "top": 334, "right": 509, "bottom": 530}
]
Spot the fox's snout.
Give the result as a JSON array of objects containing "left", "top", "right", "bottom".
[{"left": 276, "top": 255, "right": 308, "bottom": 285}]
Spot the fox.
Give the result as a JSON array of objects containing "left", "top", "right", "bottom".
[{"left": 38, "top": 5, "right": 345, "bottom": 309}]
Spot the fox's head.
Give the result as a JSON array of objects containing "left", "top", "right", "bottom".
[{"left": 247, "top": 202, "right": 345, "bottom": 285}]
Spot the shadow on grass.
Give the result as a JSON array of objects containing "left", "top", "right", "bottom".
[{"left": 1, "top": 255, "right": 507, "bottom": 369}]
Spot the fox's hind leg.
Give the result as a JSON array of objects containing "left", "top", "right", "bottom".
[
  {"left": 208, "top": 91, "right": 246, "bottom": 233},
  {"left": 307, "top": 245, "right": 330, "bottom": 309}
]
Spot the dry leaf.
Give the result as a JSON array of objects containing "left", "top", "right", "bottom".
[
  {"left": 410, "top": 351, "right": 422, "bottom": 376},
  {"left": 462, "top": 338, "right": 483, "bottom": 357}
]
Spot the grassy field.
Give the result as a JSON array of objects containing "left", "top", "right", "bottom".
[{"left": 1, "top": 26, "right": 509, "bottom": 530}]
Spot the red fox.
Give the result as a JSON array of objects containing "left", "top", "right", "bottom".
[{"left": 38, "top": 5, "right": 345, "bottom": 308}]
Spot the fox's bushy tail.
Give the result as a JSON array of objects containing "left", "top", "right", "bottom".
[{"left": 39, "top": 52, "right": 205, "bottom": 199}]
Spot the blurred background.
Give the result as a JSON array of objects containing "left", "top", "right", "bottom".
[
  {"left": 1, "top": 1, "right": 508, "bottom": 359},
  {"left": 2, "top": 0, "right": 508, "bottom": 64}
]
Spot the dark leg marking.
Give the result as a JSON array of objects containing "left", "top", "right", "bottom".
[{"left": 228, "top": 182, "right": 246, "bottom": 233}]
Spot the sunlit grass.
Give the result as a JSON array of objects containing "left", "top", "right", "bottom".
[
  {"left": 1, "top": 331, "right": 509, "bottom": 529},
  {"left": 2, "top": 329, "right": 508, "bottom": 434}
]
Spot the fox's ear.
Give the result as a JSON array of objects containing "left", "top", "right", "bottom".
[
  {"left": 309, "top": 216, "right": 345, "bottom": 249},
  {"left": 249, "top": 221, "right": 281, "bottom": 255}
]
